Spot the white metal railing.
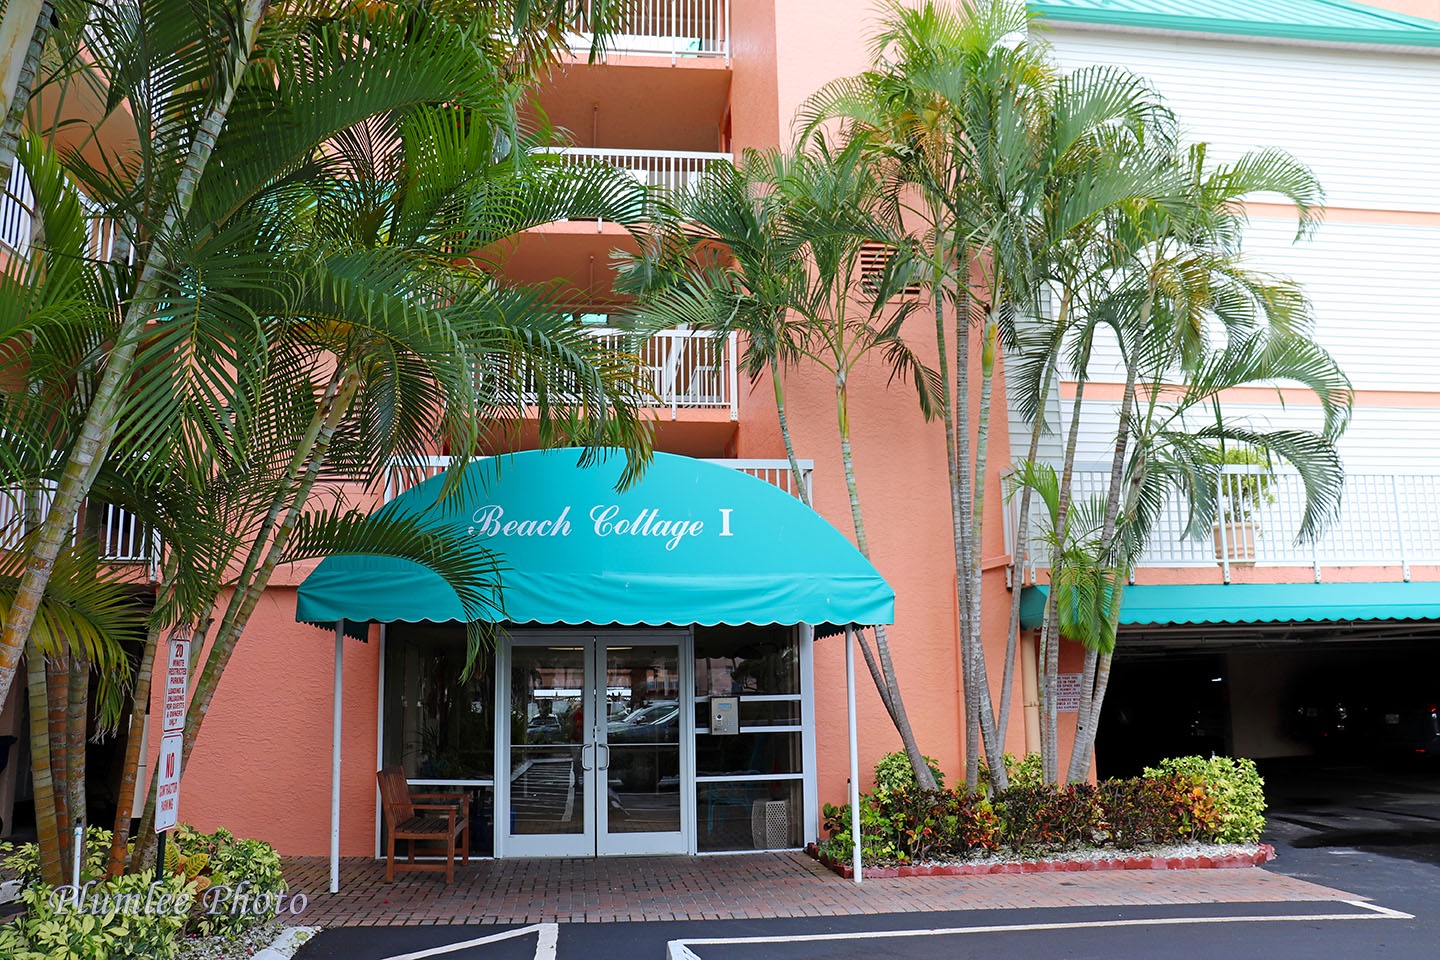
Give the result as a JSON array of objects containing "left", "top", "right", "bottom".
[
  {"left": 483, "top": 327, "right": 738, "bottom": 420},
  {"left": 566, "top": 0, "right": 730, "bottom": 61},
  {"left": 2, "top": 163, "right": 119, "bottom": 262},
  {"left": 531, "top": 147, "right": 732, "bottom": 196},
  {"left": 1006, "top": 465, "right": 1440, "bottom": 583},
  {"left": 0, "top": 487, "right": 157, "bottom": 565},
  {"left": 385, "top": 457, "right": 812, "bottom": 504},
  {"left": 595, "top": 326, "right": 737, "bottom": 418},
  {"left": 1, "top": 163, "right": 34, "bottom": 255}
]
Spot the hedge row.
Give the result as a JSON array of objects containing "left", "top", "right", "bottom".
[{"left": 819, "top": 754, "right": 1265, "bottom": 865}]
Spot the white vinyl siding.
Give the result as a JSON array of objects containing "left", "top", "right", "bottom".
[
  {"left": 1057, "top": 397, "right": 1440, "bottom": 475},
  {"left": 1047, "top": 29, "right": 1440, "bottom": 214},
  {"left": 1056, "top": 216, "right": 1440, "bottom": 395}
]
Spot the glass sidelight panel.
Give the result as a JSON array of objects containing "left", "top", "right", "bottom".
[
  {"left": 602, "top": 644, "right": 681, "bottom": 836},
  {"left": 509, "top": 646, "right": 587, "bottom": 836},
  {"left": 383, "top": 625, "right": 495, "bottom": 781}
]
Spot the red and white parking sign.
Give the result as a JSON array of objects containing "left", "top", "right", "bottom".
[{"left": 155, "top": 731, "right": 183, "bottom": 833}]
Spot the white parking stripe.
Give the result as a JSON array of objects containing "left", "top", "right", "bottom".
[
  {"left": 666, "top": 900, "right": 1414, "bottom": 957},
  {"left": 378, "top": 923, "right": 561, "bottom": 960}
]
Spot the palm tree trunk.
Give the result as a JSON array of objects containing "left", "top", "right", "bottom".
[
  {"left": 953, "top": 283, "right": 982, "bottom": 788},
  {"left": 107, "top": 619, "right": 168, "bottom": 877},
  {"left": 997, "top": 352, "right": 1059, "bottom": 757},
  {"left": 968, "top": 311, "right": 1007, "bottom": 788},
  {"left": 66, "top": 651, "right": 87, "bottom": 829},
  {"left": 1066, "top": 356, "right": 1139, "bottom": 782},
  {"left": 0, "top": 0, "right": 267, "bottom": 713},
  {"left": 835, "top": 372, "right": 936, "bottom": 791},
  {"left": 1040, "top": 377, "right": 1088, "bottom": 782},
  {"left": 0, "top": 0, "right": 50, "bottom": 192},
  {"left": 26, "top": 648, "right": 62, "bottom": 883},
  {"left": 771, "top": 364, "right": 810, "bottom": 506}
]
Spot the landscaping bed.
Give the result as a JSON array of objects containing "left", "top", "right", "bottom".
[
  {"left": 0, "top": 825, "right": 297, "bottom": 960},
  {"left": 815, "top": 752, "right": 1272, "bottom": 879}
]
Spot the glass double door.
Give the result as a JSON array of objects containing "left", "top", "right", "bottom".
[{"left": 503, "top": 636, "right": 689, "bottom": 856}]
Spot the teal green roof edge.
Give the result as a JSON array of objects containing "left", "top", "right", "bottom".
[
  {"left": 1030, "top": 0, "right": 1440, "bottom": 49},
  {"left": 1019, "top": 580, "right": 1440, "bottom": 629}
]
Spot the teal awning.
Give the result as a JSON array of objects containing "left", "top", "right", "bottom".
[
  {"left": 297, "top": 449, "right": 894, "bottom": 633},
  {"left": 1019, "top": 581, "right": 1440, "bottom": 629}
]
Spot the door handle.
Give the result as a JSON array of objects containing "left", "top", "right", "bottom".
[
  {"left": 597, "top": 744, "right": 611, "bottom": 769},
  {"left": 580, "top": 743, "right": 594, "bottom": 770}
]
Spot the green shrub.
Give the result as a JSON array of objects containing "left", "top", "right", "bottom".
[
  {"left": 891, "top": 789, "right": 999, "bottom": 862},
  {"left": 978, "top": 752, "right": 1044, "bottom": 793},
  {"left": 995, "top": 784, "right": 1102, "bottom": 856},
  {"left": 873, "top": 751, "right": 945, "bottom": 796},
  {"left": 168, "top": 825, "right": 286, "bottom": 936},
  {"left": 1096, "top": 774, "right": 1197, "bottom": 849},
  {"left": 0, "top": 870, "right": 194, "bottom": 960},
  {"left": 1143, "top": 755, "right": 1266, "bottom": 843},
  {"left": 1, "top": 827, "right": 115, "bottom": 888},
  {"left": 2, "top": 825, "right": 286, "bottom": 940}
]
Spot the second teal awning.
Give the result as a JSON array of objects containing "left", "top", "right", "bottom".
[
  {"left": 297, "top": 449, "right": 895, "bottom": 632},
  {"left": 1019, "top": 581, "right": 1440, "bottom": 629}
]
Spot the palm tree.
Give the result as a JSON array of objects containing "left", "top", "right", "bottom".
[
  {"left": 777, "top": 134, "right": 945, "bottom": 791},
  {"left": 618, "top": 151, "right": 815, "bottom": 503},
  {"left": 799, "top": 0, "right": 1173, "bottom": 789},
  {"left": 1012, "top": 141, "right": 1349, "bottom": 781},
  {"left": 1, "top": 0, "right": 655, "bottom": 878},
  {"left": 0, "top": 0, "right": 641, "bottom": 728}
]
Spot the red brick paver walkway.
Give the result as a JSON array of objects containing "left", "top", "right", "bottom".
[{"left": 281, "top": 853, "right": 1357, "bottom": 926}]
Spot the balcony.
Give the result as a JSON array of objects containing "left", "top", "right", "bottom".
[
  {"left": 2, "top": 165, "right": 120, "bottom": 261},
  {"left": 531, "top": 147, "right": 733, "bottom": 206},
  {"left": 566, "top": 0, "right": 730, "bottom": 62},
  {"left": 385, "top": 456, "right": 812, "bottom": 503},
  {"left": 1006, "top": 465, "right": 1440, "bottom": 583},
  {"left": 0, "top": 489, "right": 157, "bottom": 568}
]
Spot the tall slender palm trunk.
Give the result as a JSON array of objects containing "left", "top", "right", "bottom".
[
  {"left": 1065, "top": 357, "right": 1139, "bottom": 783},
  {"left": 1040, "top": 377, "right": 1089, "bottom": 782},
  {"left": 967, "top": 311, "right": 1007, "bottom": 787},
  {"left": 772, "top": 364, "right": 810, "bottom": 506},
  {"left": 834, "top": 373, "right": 936, "bottom": 791},
  {"left": 108, "top": 621, "right": 163, "bottom": 877},
  {"left": 25, "top": 649, "right": 62, "bottom": 882},
  {"left": 0, "top": 0, "right": 50, "bottom": 192}
]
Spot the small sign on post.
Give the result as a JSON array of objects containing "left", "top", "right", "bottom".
[
  {"left": 162, "top": 640, "right": 190, "bottom": 735},
  {"left": 156, "top": 638, "right": 190, "bottom": 835},
  {"left": 155, "top": 731, "right": 183, "bottom": 833}
]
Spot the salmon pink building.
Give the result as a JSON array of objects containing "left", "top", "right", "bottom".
[{"left": 5, "top": 0, "right": 1440, "bottom": 880}]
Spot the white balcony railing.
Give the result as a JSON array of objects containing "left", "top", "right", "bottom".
[
  {"left": 385, "top": 456, "right": 812, "bottom": 504},
  {"left": 484, "top": 327, "right": 736, "bottom": 419},
  {"left": 2, "top": 164, "right": 120, "bottom": 262},
  {"left": 531, "top": 147, "right": 732, "bottom": 196},
  {"left": 566, "top": 0, "right": 730, "bottom": 61},
  {"left": 594, "top": 326, "right": 738, "bottom": 418},
  {"left": 0, "top": 488, "right": 157, "bottom": 567},
  {"left": 1006, "top": 465, "right": 1440, "bottom": 583}
]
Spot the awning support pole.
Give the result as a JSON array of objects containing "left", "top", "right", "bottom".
[
  {"left": 845, "top": 624, "right": 862, "bottom": 884},
  {"left": 330, "top": 619, "right": 344, "bottom": 894}
]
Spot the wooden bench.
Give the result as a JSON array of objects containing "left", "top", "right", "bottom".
[{"left": 377, "top": 765, "right": 470, "bottom": 883}]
